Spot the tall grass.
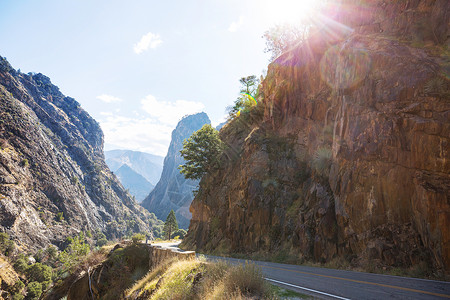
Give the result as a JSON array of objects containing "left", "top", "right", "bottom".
[{"left": 126, "top": 258, "right": 273, "bottom": 299}]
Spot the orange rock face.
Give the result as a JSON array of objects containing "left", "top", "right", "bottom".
[{"left": 183, "top": 0, "right": 449, "bottom": 273}]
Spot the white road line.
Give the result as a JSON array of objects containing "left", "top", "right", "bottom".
[{"left": 265, "top": 278, "right": 351, "bottom": 300}]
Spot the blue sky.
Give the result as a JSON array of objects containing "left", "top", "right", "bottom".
[{"left": 0, "top": 0, "right": 315, "bottom": 156}]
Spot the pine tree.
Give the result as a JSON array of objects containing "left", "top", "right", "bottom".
[{"left": 163, "top": 210, "right": 178, "bottom": 240}]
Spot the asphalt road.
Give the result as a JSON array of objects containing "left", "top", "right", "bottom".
[
  {"left": 150, "top": 242, "right": 450, "bottom": 299},
  {"left": 207, "top": 256, "right": 450, "bottom": 300}
]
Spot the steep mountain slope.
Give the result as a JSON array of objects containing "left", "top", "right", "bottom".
[
  {"left": 115, "top": 164, "right": 154, "bottom": 202},
  {"left": 141, "top": 113, "right": 211, "bottom": 228},
  {"left": 0, "top": 57, "right": 158, "bottom": 251},
  {"left": 105, "top": 149, "right": 164, "bottom": 185},
  {"left": 182, "top": 0, "right": 450, "bottom": 274}
]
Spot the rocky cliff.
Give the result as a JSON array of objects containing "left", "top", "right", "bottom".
[
  {"left": 182, "top": 0, "right": 450, "bottom": 274},
  {"left": 141, "top": 113, "right": 211, "bottom": 228},
  {"left": 0, "top": 57, "right": 158, "bottom": 251}
]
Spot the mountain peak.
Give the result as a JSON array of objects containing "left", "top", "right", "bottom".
[{"left": 141, "top": 112, "right": 211, "bottom": 228}]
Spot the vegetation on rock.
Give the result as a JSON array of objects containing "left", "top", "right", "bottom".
[
  {"left": 227, "top": 75, "right": 260, "bottom": 119},
  {"left": 263, "top": 23, "right": 310, "bottom": 61},
  {"left": 183, "top": 0, "right": 450, "bottom": 278},
  {"left": 179, "top": 124, "right": 224, "bottom": 180}
]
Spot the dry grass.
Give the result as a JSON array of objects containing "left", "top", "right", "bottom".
[
  {"left": 125, "top": 257, "right": 181, "bottom": 298},
  {"left": 126, "top": 258, "right": 273, "bottom": 299},
  {"left": 223, "top": 262, "right": 268, "bottom": 298},
  {"left": 0, "top": 255, "right": 19, "bottom": 286},
  {"left": 75, "top": 249, "right": 108, "bottom": 272}
]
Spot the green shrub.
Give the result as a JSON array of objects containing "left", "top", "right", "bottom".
[
  {"left": 26, "top": 263, "right": 52, "bottom": 282},
  {"left": 96, "top": 238, "right": 108, "bottom": 247},
  {"left": 21, "top": 159, "right": 29, "bottom": 167},
  {"left": 11, "top": 280, "right": 24, "bottom": 294},
  {"left": 12, "top": 293, "right": 24, "bottom": 300},
  {"left": 26, "top": 281, "right": 42, "bottom": 299},
  {"left": 41, "top": 280, "right": 52, "bottom": 290},
  {"left": 131, "top": 233, "right": 145, "bottom": 244},
  {"left": 312, "top": 147, "right": 332, "bottom": 177},
  {"left": 173, "top": 229, "right": 187, "bottom": 239},
  {"left": 152, "top": 224, "right": 163, "bottom": 238},
  {"left": 13, "top": 258, "right": 28, "bottom": 273},
  {"left": 56, "top": 212, "right": 64, "bottom": 222},
  {"left": 58, "top": 233, "right": 90, "bottom": 269},
  {"left": 46, "top": 245, "right": 58, "bottom": 260},
  {"left": 34, "top": 249, "right": 44, "bottom": 262},
  {"left": 0, "top": 232, "right": 15, "bottom": 256}
]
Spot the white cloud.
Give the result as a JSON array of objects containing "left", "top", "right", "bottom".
[
  {"left": 96, "top": 94, "right": 122, "bottom": 103},
  {"left": 141, "top": 95, "right": 205, "bottom": 126},
  {"left": 228, "top": 16, "right": 244, "bottom": 32},
  {"left": 100, "top": 115, "right": 173, "bottom": 156},
  {"left": 98, "top": 95, "right": 205, "bottom": 156},
  {"left": 133, "top": 32, "right": 162, "bottom": 54}
]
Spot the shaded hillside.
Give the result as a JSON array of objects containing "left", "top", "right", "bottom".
[
  {"left": 141, "top": 113, "right": 210, "bottom": 228},
  {"left": 105, "top": 149, "right": 164, "bottom": 185},
  {"left": 182, "top": 0, "right": 450, "bottom": 275},
  {"left": 0, "top": 57, "right": 159, "bottom": 251},
  {"left": 115, "top": 164, "right": 154, "bottom": 202}
]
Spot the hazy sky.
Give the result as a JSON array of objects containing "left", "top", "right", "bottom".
[{"left": 0, "top": 0, "right": 316, "bottom": 156}]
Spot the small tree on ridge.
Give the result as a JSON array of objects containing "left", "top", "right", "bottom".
[{"left": 163, "top": 210, "right": 178, "bottom": 240}]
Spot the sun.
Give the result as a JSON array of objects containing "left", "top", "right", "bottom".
[{"left": 261, "top": 0, "right": 320, "bottom": 27}]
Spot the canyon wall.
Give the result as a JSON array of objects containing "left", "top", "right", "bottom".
[
  {"left": 183, "top": 0, "right": 450, "bottom": 273},
  {"left": 0, "top": 58, "right": 158, "bottom": 251}
]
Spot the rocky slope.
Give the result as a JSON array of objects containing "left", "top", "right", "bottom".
[
  {"left": 141, "top": 113, "right": 211, "bottom": 228},
  {"left": 105, "top": 149, "right": 164, "bottom": 186},
  {"left": 0, "top": 57, "right": 158, "bottom": 251},
  {"left": 182, "top": 0, "right": 450, "bottom": 274},
  {"left": 115, "top": 164, "right": 154, "bottom": 202}
]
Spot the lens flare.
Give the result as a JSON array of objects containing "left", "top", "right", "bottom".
[
  {"left": 320, "top": 44, "right": 372, "bottom": 90},
  {"left": 261, "top": 0, "right": 321, "bottom": 26},
  {"left": 235, "top": 93, "right": 257, "bottom": 117},
  {"left": 241, "top": 93, "right": 257, "bottom": 105}
]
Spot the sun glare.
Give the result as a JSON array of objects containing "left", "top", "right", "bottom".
[{"left": 261, "top": 0, "right": 320, "bottom": 27}]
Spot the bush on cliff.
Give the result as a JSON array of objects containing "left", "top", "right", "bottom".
[
  {"left": 26, "top": 262, "right": 52, "bottom": 283},
  {"left": 179, "top": 124, "right": 224, "bottom": 180},
  {"left": 58, "top": 232, "right": 90, "bottom": 268},
  {"left": 312, "top": 146, "right": 332, "bottom": 178},
  {"left": 26, "top": 281, "right": 42, "bottom": 299},
  {"left": 0, "top": 232, "right": 15, "bottom": 256}
]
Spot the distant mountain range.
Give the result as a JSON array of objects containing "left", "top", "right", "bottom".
[
  {"left": 105, "top": 150, "right": 164, "bottom": 202},
  {"left": 105, "top": 150, "right": 164, "bottom": 184},
  {"left": 114, "top": 164, "right": 155, "bottom": 202}
]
